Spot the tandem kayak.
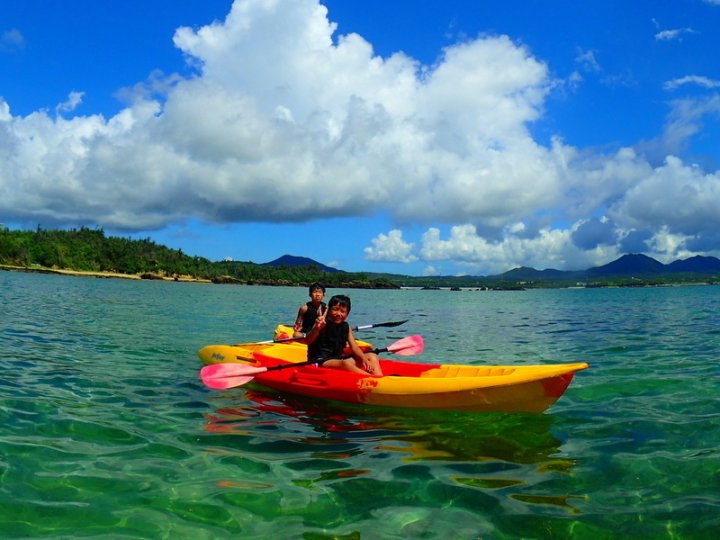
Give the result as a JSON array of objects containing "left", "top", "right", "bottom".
[{"left": 198, "top": 328, "right": 588, "bottom": 413}]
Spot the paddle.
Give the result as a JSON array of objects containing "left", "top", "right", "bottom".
[
  {"left": 201, "top": 335, "right": 424, "bottom": 390},
  {"left": 353, "top": 319, "right": 409, "bottom": 331},
  {"left": 264, "top": 319, "right": 410, "bottom": 344}
]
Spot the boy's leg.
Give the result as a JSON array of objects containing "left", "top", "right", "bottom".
[
  {"left": 321, "top": 358, "right": 368, "bottom": 374},
  {"left": 363, "top": 352, "right": 383, "bottom": 376}
]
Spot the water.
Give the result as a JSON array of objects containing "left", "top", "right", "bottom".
[{"left": 1, "top": 270, "right": 719, "bottom": 539}]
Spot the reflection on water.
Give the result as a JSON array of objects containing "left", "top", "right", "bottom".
[
  {"left": 206, "top": 389, "right": 563, "bottom": 461},
  {"left": 202, "top": 387, "right": 580, "bottom": 514}
]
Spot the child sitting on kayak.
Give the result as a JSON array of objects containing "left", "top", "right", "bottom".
[
  {"left": 305, "top": 294, "right": 383, "bottom": 376},
  {"left": 292, "top": 282, "right": 326, "bottom": 338}
]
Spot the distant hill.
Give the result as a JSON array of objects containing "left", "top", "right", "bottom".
[
  {"left": 666, "top": 255, "right": 720, "bottom": 273},
  {"left": 499, "top": 266, "right": 573, "bottom": 281},
  {"left": 260, "top": 252, "right": 720, "bottom": 282},
  {"left": 262, "top": 254, "right": 343, "bottom": 273},
  {"left": 497, "top": 253, "right": 720, "bottom": 281},
  {"left": 586, "top": 253, "right": 666, "bottom": 277}
]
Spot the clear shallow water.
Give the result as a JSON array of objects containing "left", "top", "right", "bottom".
[{"left": 1, "top": 271, "right": 719, "bottom": 539}]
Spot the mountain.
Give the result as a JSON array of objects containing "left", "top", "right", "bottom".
[
  {"left": 261, "top": 254, "right": 343, "bottom": 273},
  {"left": 256, "top": 252, "right": 720, "bottom": 284},
  {"left": 666, "top": 255, "right": 720, "bottom": 273},
  {"left": 496, "top": 253, "right": 720, "bottom": 282},
  {"left": 500, "top": 266, "right": 573, "bottom": 280},
  {"left": 586, "top": 253, "right": 666, "bottom": 277}
]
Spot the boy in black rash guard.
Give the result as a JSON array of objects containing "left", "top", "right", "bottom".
[
  {"left": 305, "top": 294, "right": 383, "bottom": 376},
  {"left": 293, "top": 283, "right": 326, "bottom": 338}
]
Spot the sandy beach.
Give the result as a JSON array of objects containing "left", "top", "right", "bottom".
[{"left": 0, "top": 264, "right": 211, "bottom": 283}]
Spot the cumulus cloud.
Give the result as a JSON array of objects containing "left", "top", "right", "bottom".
[
  {"left": 366, "top": 145, "right": 720, "bottom": 272},
  {"left": 415, "top": 224, "right": 590, "bottom": 274},
  {"left": 0, "top": 0, "right": 563, "bottom": 231},
  {"left": 1, "top": 0, "right": 720, "bottom": 272},
  {"left": 364, "top": 229, "right": 417, "bottom": 263},
  {"left": 609, "top": 156, "right": 720, "bottom": 237}
]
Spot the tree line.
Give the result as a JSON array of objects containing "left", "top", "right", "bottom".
[{"left": 0, "top": 227, "right": 398, "bottom": 288}]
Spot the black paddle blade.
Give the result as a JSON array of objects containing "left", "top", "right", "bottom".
[
  {"left": 354, "top": 319, "right": 409, "bottom": 331},
  {"left": 376, "top": 319, "right": 409, "bottom": 328}
]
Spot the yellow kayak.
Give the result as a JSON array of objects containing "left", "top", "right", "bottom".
[{"left": 198, "top": 326, "right": 588, "bottom": 413}]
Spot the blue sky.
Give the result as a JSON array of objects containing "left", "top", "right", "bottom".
[{"left": 2, "top": 0, "right": 720, "bottom": 276}]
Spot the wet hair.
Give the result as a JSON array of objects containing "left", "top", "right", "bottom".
[
  {"left": 308, "top": 282, "right": 326, "bottom": 294},
  {"left": 327, "top": 294, "right": 351, "bottom": 313}
]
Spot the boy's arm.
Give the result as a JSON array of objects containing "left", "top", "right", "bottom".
[
  {"left": 347, "top": 328, "right": 367, "bottom": 361},
  {"left": 293, "top": 305, "right": 308, "bottom": 335},
  {"left": 305, "top": 323, "right": 320, "bottom": 344},
  {"left": 305, "top": 305, "right": 326, "bottom": 344}
]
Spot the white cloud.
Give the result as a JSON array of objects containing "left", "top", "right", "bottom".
[
  {"left": 56, "top": 91, "right": 85, "bottom": 114},
  {"left": 646, "top": 226, "right": 692, "bottom": 259},
  {"left": 655, "top": 28, "right": 695, "bottom": 41},
  {"left": 0, "top": 99, "right": 10, "bottom": 121},
  {"left": 416, "top": 224, "right": 580, "bottom": 274},
  {"left": 640, "top": 94, "right": 720, "bottom": 159},
  {"left": 567, "top": 71, "right": 583, "bottom": 90},
  {"left": 663, "top": 75, "right": 720, "bottom": 91},
  {"left": 610, "top": 156, "right": 720, "bottom": 236},
  {"left": 364, "top": 229, "right": 417, "bottom": 263},
  {"left": 114, "top": 69, "right": 184, "bottom": 105},
  {"left": 422, "top": 265, "right": 442, "bottom": 277},
  {"left": 364, "top": 150, "right": 720, "bottom": 273},
  {"left": 575, "top": 49, "right": 601, "bottom": 72},
  {"left": 0, "top": 0, "right": 563, "bottom": 230}
]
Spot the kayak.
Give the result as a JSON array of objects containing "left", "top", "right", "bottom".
[{"left": 198, "top": 327, "right": 588, "bottom": 413}]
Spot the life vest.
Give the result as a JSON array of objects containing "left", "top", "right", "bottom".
[
  {"left": 300, "top": 301, "right": 326, "bottom": 334},
  {"left": 307, "top": 321, "right": 349, "bottom": 363}
]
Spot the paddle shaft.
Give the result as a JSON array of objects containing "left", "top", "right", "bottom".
[
  {"left": 354, "top": 319, "right": 408, "bottom": 331},
  {"left": 268, "top": 319, "right": 409, "bottom": 344}
]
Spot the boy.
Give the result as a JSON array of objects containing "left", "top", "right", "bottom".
[
  {"left": 305, "top": 294, "right": 383, "bottom": 376},
  {"left": 293, "top": 282, "right": 326, "bottom": 338}
]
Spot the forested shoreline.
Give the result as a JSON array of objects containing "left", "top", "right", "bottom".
[
  {"left": 0, "top": 227, "right": 399, "bottom": 289},
  {"left": 3, "top": 227, "right": 719, "bottom": 290}
]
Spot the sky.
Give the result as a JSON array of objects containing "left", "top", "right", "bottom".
[{"left": 2, "top": 0, "right": 720, "bottom": 276}]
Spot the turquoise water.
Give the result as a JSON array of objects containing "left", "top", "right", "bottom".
[{"left": 1, "top": 270, "right": 718, "bottom": 539}]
